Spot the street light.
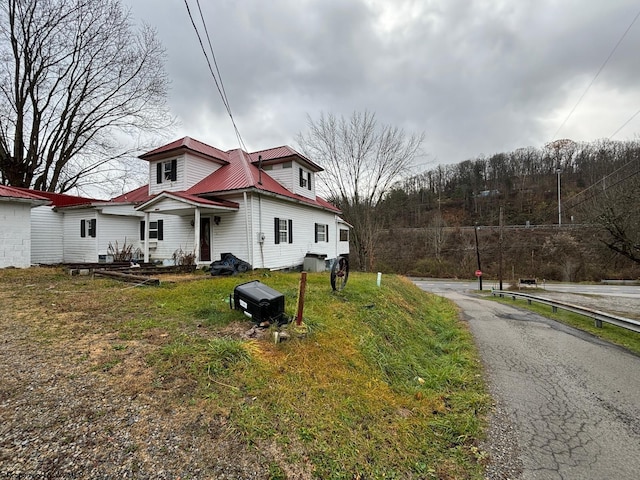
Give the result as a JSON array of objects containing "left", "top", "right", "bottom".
[{"left": 556, "top": 167, "right": 562, "bottom": 226}]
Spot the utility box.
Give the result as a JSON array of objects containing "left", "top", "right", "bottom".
[
  {"left": 233, "top": 280, "right": 285, "bottom": 324},
  {"left": 303, "top": 252, "right": 327, "bottom": 272}
]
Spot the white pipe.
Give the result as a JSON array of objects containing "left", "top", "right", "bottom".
[
  {"left": 143, "top": 212, "right": 150, "bottom": 263},
  {"left": 194, "top": 207, "right": 201, "bottom": 262},
  {"left": 243, "top": 192, "right": 252, "bottom": 264}
]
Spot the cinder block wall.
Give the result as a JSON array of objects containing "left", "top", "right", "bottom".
[{"left": 0, "top": 203, "right": 32, "bottom": 268}]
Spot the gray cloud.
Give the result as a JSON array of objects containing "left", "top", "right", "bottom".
[{"left": 125, "top": 0, "right": 640, "bottom": 167}]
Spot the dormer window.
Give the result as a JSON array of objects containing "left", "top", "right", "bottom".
[
  {"left": 157, "top": 159, "right": 177, "bottom": 184},
  {"left": 299, "top": 168, "right": 312, "bottom": 190},
  {"left": 164, "top": 162, "right": 173, "bottom": 181}
]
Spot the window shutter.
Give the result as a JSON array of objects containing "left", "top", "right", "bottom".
[
  {"left": 140, "top": 220, "right": 145, "bottom": 240},
  {"left": 299, "top": 168, "right": 303, "bottom": 187},
  {"left": 324, "top": 224, "right": 329, "bottom": 242},
  {"left": 170, "top": 159, "right": 177, "bottom": 181},
  {"left": 80, "top": 220, "right": 86, "bottom": 238},
  {"left": 90, "top": 219, "right": 97, "bottom": 238},
  {"left": 156, "top": 163, "right": 162, "bottom": 184},
  {"left": 307, "top": 172, "right": 312, "bottom": 190},
  {"left": 157, "top": 219, "right": 164, "bottom": 240},
  {"left": 274, "top": 217, "right": 280, "bottom": 244},
  {"left": 314, "top": 223, "right": 318, "bottom": 243},
  {"left": 288, "top": 219, "right": 293, "bottom": 243}
]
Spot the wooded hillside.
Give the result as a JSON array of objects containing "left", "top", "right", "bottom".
[{"left": 372, "top": 138, "right": 640, "bottom": 281}]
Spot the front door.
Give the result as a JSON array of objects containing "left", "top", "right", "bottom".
[{"left": 199, "top": 217, "right": 211, "bottom": 262}]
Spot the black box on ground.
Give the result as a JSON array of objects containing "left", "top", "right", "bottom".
[{"left": 233, "top": 280, "right": 285, "bottom": 324}]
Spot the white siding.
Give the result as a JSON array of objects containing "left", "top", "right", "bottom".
[
  {"left": 265, "top": 163, "right": 294, "bottom": 190},
  {"left": 149, "top": 155, "right": 186, "bottom": 195},
  {"left": 210, "top": 198, "right": 251, "bottom": 264},
  {"left": 291, "top": 162, "right": 316, "bottom": 200},
  {"left": 31, "top": 206, "right": 63, "bottom": 264},
  {"left": 264, "top": 162, "right": 316, "bottom": 200},
  {"left": 97, "top": 212, "right": 141, "bottom": 259},
  {"left": 336, "top": 224, "right": 350, "bottom": 257},
  {"left": 144, "top": 214, "right": 196, "bottom": 263},
  {"left": 149, "top": 153, "right": 222, "bottom": 195},
  {"left": 243, "top": 193, "right": 344, "bottom": 270},
  {"left": 185, "top": 153, "right": 221, "bottom": 189},
  {"left": 63, "top": 209, "right": 97, "bottom": 262},
  {"left": 0, "top": 201, "right": 32, "bottom": 268},
  {"left": 98, "top": 204, "right": 140, "bottom": 216}
]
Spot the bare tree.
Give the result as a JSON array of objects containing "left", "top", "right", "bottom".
[
  {"left": 297, "top": 111, "right": 424, "bottom": 271},
  {"left": 0, "top": 0, "right": 172, "bottom": 195},
  {"left": 427, "top": 211, "right": 447, "bottom": 261}
]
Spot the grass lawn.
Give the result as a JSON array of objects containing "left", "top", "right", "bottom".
[{"left": 0, "top": 267, "right": 491, "bottom": 479}]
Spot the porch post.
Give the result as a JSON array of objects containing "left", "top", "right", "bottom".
[
  {"left": 143, "top": 212, "right": 150, "bottom": 263},
  {"left": 194, "top": 207, "right": 201, "bottom": 263}
]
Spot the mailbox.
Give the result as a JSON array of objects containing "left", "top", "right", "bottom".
[{"left": 233, "top": 280, "right": 285, "bottom": 325}]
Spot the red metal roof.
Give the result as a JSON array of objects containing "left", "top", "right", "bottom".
[
  {"left": 110, "top": 185, "right": 153, "bottom": 204},
  {"left": 187, "top": 149, "right": 340, "bottom": 213},
  {"left": 168, "top": 191, "right": 239, "bottom": 209},
  {"left": 121, "top": 138, "right": 339, "bottom": 213},
  {"left": 139, "top": 136, "right": 229, "bottom": 163},
  {"left": 249, "top": 145, "right": 322, "bottom": 171},
  {"left": 0, "top": 185, "right": 49, "bottom": 202},
  {"left": 4, "top": 187, "right": 98, "bottom": 207}
]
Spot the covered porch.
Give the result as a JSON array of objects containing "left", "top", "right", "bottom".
[{"left": 136, "top": 192, "right": 239, "bottom": 264}]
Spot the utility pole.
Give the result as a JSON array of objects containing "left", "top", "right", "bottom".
[
  {"left": 499, "top": 207, "right": 504, "bottom": 290},
  {"left": 474, "top": 224, "right": 482, "bottom": 291},
  {"left": 556, "top": 167, "right": 562, "bottom": 225}
]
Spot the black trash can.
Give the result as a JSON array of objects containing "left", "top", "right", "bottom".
[{"left": 233, "top": 280, "right": 285, "bottom": 324}]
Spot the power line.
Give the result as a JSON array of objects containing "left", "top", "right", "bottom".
[
  {"left": 194, "top": 0, "right": 232, "bottom": 122},
  {"left": 183, "top": 0, "right": 249, "bottom": 153},
  {"left": 550, "top": 7, "right": 640, "bottom": 142},
  {"left": 609, "top": 107, "right": 640, "bottom": 139}
]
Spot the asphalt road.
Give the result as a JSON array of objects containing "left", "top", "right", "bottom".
[
  {"left": 412, "top": 278, "right": 640, "bottom": 298},
  {"left": 413, "top": 281, "right": 640, "bottom": 480}
]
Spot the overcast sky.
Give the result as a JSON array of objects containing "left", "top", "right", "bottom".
[{"left": 124, "top": 0, "right": 640, "bottom": 172}]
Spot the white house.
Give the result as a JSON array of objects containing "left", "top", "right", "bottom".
[{"left": 1, "top": 137, "right": 349, "bottom": 270}]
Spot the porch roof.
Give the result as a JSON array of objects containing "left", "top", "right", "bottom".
[{"left": 135, "top": 190, "right": 239, "bottom": 215}]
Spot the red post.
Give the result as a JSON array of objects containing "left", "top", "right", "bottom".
[{"left": 296, "top": 271, "right": 307, "bottom": 326}]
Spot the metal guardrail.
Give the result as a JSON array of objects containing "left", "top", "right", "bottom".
[{"left": 491, "top": 290, "right": 640, "bottom": 334}]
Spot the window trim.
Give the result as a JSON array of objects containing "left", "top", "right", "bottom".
[
  {"left": 156, "top": 159, "right": 177, "bottom": 184},
  {"left": 299, "top": 167, "right": 307, "bottom": 188},
  {"left": 140, "top": 219, "right": 164, "bottom": 241},
  {"left": 274, "top": 217, "right": 293, "bottom": 244},
  {"left": 314, "top": 223, "right": 328, "bottom": 243},
  {"left": 80, "top": 219, "right": 96, "bottom": 238}
]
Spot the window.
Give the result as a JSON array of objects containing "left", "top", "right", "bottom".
[
  {"left": 340, "top": 228, "right": 349, "bottom": 242},
  {"left": 282, "top": 161, "right": 292, "bottom": 169},
  {"left": 156, "top": 159, "right": 177, "bottom": 184},
  {"left": 274, "top": 217, "right": 293, "bottom": 244},
  {"left": 315, "top": 223, "right": 328, "bottom": 243},
  {"left": 80, "top": 219, "right": 96, "bottom": 238},
  {"left": 140, "top": 219, "right": 164, "bottom": 241},
  {"left": 307, "top": 171, "right": 312, "bottom": 190},
  {"left": 149, "top": 221, "right": 160, "bottom": 239},
  {"left": 299, "top": 168, "right": 307, "bottom": 188}
]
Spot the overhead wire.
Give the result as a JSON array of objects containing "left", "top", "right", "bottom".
[
  {"left": 609, "top": 107, "right": 640, "bottom": 139},
  {"left": 183, "top": 0, "right": 249, "bottom": 153},
  {"left": 550, "top": 7, "right": 640, "bottom": 142}
]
